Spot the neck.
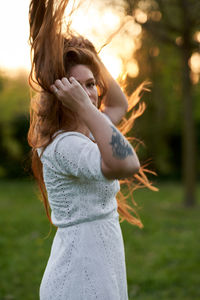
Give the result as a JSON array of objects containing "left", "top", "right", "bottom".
[{"left": 74, "top": 120, "right": 90, "bottom": 138}]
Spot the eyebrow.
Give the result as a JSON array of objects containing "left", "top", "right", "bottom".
[{"left": 77, "top": 78, "right": 96, "bottom": 84}]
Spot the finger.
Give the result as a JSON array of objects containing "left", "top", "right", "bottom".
[
  {"left": 69, "top": 76, "right": 78, "bottom": 84},
  {"left": 54, "top": 79, "right": 65, "bottom": 89},
  {"left": 51, "top": 84, "right": 59, "bottom": 95},
  {"left": 61, "top": 77, "right": 71, "bottom": 87}
]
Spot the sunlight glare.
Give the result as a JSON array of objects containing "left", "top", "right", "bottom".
[
  {"left": 102, "top": 10, "right": 121, "bottom": 30},
  {"left": 123, "top": 20, "right": 142, "bottom": 37},
  {"left": 66, "top": 1, "right": 138, "bottom": 79},
  {"left": 189, "top": 52, "right": 200, "bottom": 74},
  {"left": 99, "top": 52, "right": 123, "bottom": 79},
  {"left": 190, "top": 72, "right": 199, "bottom": 85},
  {"left": 135, "top": 9, "right": 147, "bottom": 24},
  {"left": 0, "top": 0, "right": 140, "bottom": 81},
  {"left": 127, "top": 60, "right": 139, "bottom": 78},
  {"left": 194, "top": 31, "right": 200, "bottom": 43},
  {"left": 70, "top": 11, "right": 91, "bottom": 35}
]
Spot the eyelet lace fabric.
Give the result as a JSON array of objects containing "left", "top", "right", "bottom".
[{"left": 38, "top": 131, "right": 129, "bottom": 299}]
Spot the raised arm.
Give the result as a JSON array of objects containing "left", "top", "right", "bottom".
[
  {"left": 80, "top": 103, "right": 140, "bottom": 179},
  {"left": 99, "top": 62, "right": 128, "bottom": 125},
  {"left": 51, "top": 77, "right": 140, "bottom": 179}
]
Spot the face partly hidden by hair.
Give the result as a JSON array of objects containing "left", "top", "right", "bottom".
[{"left": 63, "top": 42, "right": 107, "bottom": 107}]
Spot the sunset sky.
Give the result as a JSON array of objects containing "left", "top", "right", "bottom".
[
  {"left": 0, "top": 0, "right": 199, "bottom": 80},
  {"left": 0, "top": 0, "right": 142, "bottom": 79},
  {"left": 0, "top": 1, "right": 30, "bottom": 71}
]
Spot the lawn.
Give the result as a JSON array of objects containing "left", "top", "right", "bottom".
[{"left": 0, "top": 180, "right": 199, "bottom": 299}]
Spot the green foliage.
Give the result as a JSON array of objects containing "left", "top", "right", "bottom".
[
  {"left": 131, "top": 41, "right": 184, "bottom": 177},
  {"left": 124, "top": 0, "right": 200, "bottom": 179},
  {"left": 0, "top": 71, "right": 29, "bottom": 122},
  {"left": 0, "top": 71, "right": 31, "bottom": 178},
  {"left": 0, "top": 180, "right": 199, "bottom": 299}
]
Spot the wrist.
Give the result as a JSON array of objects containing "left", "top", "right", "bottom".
[{"left": 78, "top": 102, "right": 97, "bottom": 122}]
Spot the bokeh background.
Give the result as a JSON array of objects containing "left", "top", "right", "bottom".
[{"left": 0, "top": 0, "right": 199, "bottom": 299}]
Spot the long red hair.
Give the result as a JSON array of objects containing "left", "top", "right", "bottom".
[{"left": 28, "top": 0, "right": 157, "bottom": 228}]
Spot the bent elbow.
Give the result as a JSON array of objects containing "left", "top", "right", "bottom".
[
  {"left": 132, "top": 161, "right": 141, "bottom": 174},
  {"left": 101, "top": 159, "right": 140, "bottom": 179},
  {"left": 127, "top": 156, "right": 140, "bottom": 173},
  {"left": 114, "top": 161, "right": 140, "bottom": 179},
  {"left": 126, "top": 162, "right": 140, "bottom": 177}
]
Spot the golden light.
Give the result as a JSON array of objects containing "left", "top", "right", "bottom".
[
  {"left": 135, "top": 9, "right": 148, "bottom": 24},
  {"left": 123, "top": 19, "right": 142, "bottom": 37},
  {"left": 99, "top": 51, "right": 123, "bottom": 79},
  {"left": 189, "top": 52, "right": 200, "bottom": 74},
  {"left": 138, "top": 0, "right": 153, "bottom": 11},
  {"left": 150, "top": 11, "right": 162, "bottom": 22},
  {"left": 134, "top": 38, "right": 142, "bottom": 50},
  {"left": 107, "top": 36, "right": 135, "bottom": 61},
  {"left": 68, "top": 11, "right": 91, "bottom": 35},
  {"left": 101, "top": 10, "right": 121, "bottom": 30},
  {"left": 126, "top": 60, "right": 139, "bottom": 78},
  {"left": 194, "top": 31, "right": 200, "bottom": 43},
  {"left": 190, "top": 72, "right": 199, "bottom": 85},
  {"left": 176, "top": 36, "right": 183, "bottom": 47},
  {"left": 132, "top": 23, "right": 142, "bottom": 36},
  {"left": 66, "top": 1, "right": 139, "bottom": 79},
  {"left": 0, "top": 0, "right": 141, "bottom": 81}
]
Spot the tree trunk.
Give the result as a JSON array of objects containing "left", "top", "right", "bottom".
[
  {"left": 181, "top": 48, "right": 196, "bottom": 206},
  {"left": 181, "top": 0, "right": 196, "bottom": 206}
]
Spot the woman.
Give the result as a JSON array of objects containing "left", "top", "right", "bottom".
[
  {"left": 38, "top": 61, "right": 139, "bottom": 300},
  {"left": 28, "top": 0, "right": 154, "bottom": 298}
]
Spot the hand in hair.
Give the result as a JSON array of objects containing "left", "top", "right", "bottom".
[
  {"left": 51, "top": 74, "right": 140, "bottom": 179},
  {"left": 51, "top": 77, "right": 92, "bottom": 113}
]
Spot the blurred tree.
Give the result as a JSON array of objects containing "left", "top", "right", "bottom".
[
  {"left": 0, "top": 72, "right": 30, "bottom": 178},
  {"left": 121, "top": 0, "right": 200, "bottom": 206},
  {"left": 128, "top": 42, "right": 183, "bottom": 179}
]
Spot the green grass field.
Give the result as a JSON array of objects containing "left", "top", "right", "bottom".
[{"left": 0, "top": 180, "right": 199, "bottom": 300}]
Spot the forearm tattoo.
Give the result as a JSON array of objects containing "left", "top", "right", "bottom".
[{"left": 109, "top": 125, "right": 133, "bottom": 160}]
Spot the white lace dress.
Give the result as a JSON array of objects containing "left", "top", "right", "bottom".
[{"left": 38, "top": 130, "right": 129, "bottom": 300}]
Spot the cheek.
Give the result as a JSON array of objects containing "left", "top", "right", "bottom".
[{"left": 92, "top": 87, "right": 98, "bottom": 100}]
